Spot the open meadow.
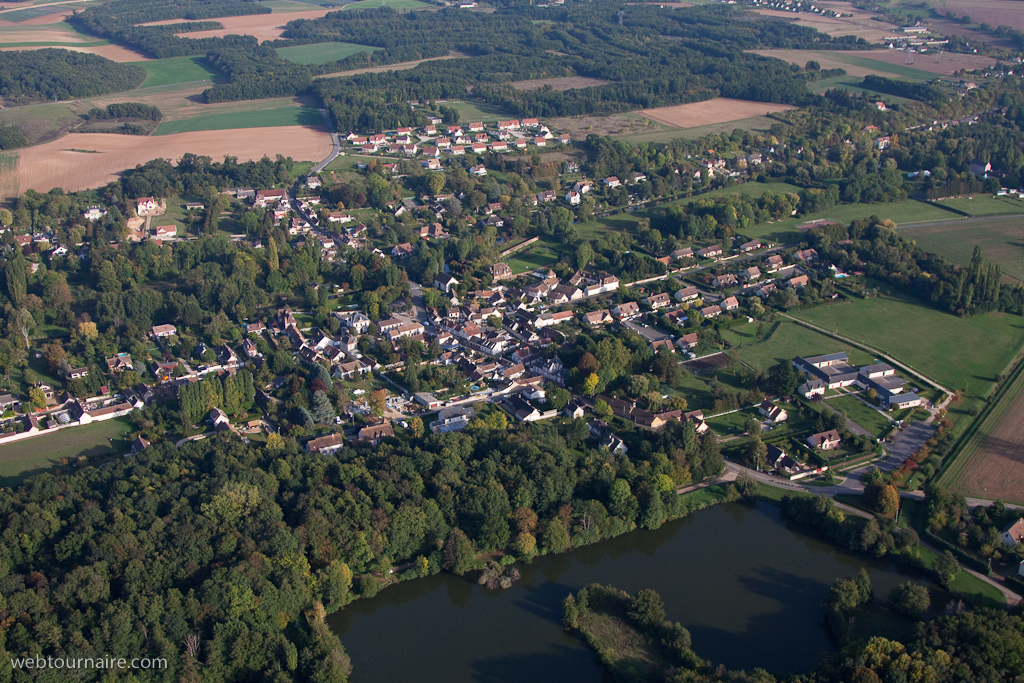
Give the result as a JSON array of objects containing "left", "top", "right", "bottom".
[
  {"left": 792, "top": 292, "right": 1024, "bottom": 398},
  {"left": 0, "top": 417, "right": 133, "bottom": 487},
  {"left": 155, "top": 100, "right": 324, "bottom": 134},
  {"left": 927, "top": 195, "right": 1024, "bottom": 217},
  {"left": 719, "top": 319, "right": 874, "bottom": 371},
  {"left": 132, "top": 55, "right": 223, "bottom": 87},
  {"left": 5, "top": 126, "right": 331, "bottom": 197},
  {"left": 639, "top": 98, "right": 797, "bottom": 129},
  {"left": 315, "top": 51, "right": 470, "bottom": 78},
  {"left": 902, "top": 216, "right": 1024, "bottom": 283},
  {"left": 942, "top": 366, "right": 1024, "bottom": 504},
  {"left": 509, "top": 76, "right": 610, "bottom": 92},
  {"left": 748, "top": 49, "right": 949, "bottom": 80},
  {"left": 276, "top": 41, "right": 375, "bottom": 65}
]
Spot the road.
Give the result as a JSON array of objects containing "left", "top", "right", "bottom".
[
  {"left": 311, "top": 108, "right": 342, "bottom": 174},
  {"left": 408, "top": 280, "right": 428, "bottom": 323},
  {"left": 625, "top": 244, "right": 793, "bottom": 289}
]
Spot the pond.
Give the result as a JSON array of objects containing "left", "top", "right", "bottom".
[{"left": 329, "top": 500, "right": 936, "bottom": 683}]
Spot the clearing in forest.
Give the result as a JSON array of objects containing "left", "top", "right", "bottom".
[
  {"left": 638, "top": 99, "right": 797, "bottom": 128},
  {"left": 508, "top": 76, "right": 610, "bottom": 92}
]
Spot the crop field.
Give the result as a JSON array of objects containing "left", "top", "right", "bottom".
[
  {"left": 0, "top": 417, "right": 133, "bottom": 486},
  {"left": 0, "top": 18, "right": 97, "bottom": 44},
  {"left": 719, "top": 319, "right": 874, "bottom": 372},
  {"left": 9, "top": 127, "right": 331, "bottom": 196},
  {"left": 0, "top": 5, "right": 73, "bottom": 23},
  {"left": 750, "top": 5, "right": 897, "bottom": 42},
  {"left": 806, "top": 76, "right": 912, "bottom": 103},
  {"left": 139, "top": 8, "right": 336, "bottom": 42},
  {"left": 903, "top": 217, "right": 1024, "bottom": 283},
  {"left": 929, "top": 0, "right": 1024, "bottom": 31},
  {"left": 508, "top": 76, "right": 610, "bottom": 92},
  {"left": 639, "top": 98, "right": 798, "bottom": 129},
  {"left": 155, "top": 104, "right": 324, "bottom": 134},
  {"left": 943, "top": 367, "right": 1024, "bottom": 504},
  {"left": 793, "top": 292, "right": 1024, "bottom": 398},
  {"left": 749, "top": 49, "right": 940, "bottom": 80},
  {"left": 133, "top": 56, "right": 223, "bottom": 87},
  {"left": 0, "top": 153, "right": 18, "bottom": 200},
  {"left": 276, "top": 41, "right": 375, "bottom": 64},
  {"left": 0, "top": 100, "right": 87, "bottom": 146}
]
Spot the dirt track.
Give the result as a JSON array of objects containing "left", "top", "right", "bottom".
[
  {"left": 8, "top": 126, "right": 331, "bottom": 197},
  {"left": 639, "top": 98, "right": 796, "bottom": 128}
]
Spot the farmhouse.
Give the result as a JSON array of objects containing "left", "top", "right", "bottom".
[
  {"left": 798, "top": 379, "right": 826, "bottom": 398},
  {"left": 254, "top": 190, "right": 287, "bottom": 207}
]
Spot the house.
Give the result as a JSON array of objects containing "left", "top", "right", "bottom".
[
  {"left": 136, "top": 197, "right": 158, "bottom": 215},
  {"left": 741, "top": 266, "right": 761, "bottom": 282},
  {"left": 672, "top": 247, "right": 694, "bottom": 260},
  {"left": 574, "top": 180, "right": 594, "bottom": 194},
  {"left": 756, "top": 283, "right": 777, "bottom": 299},
  {"left": 392, "top": 243, "right": 414, "bottom": 259},
  {"left": 1000, "top": 518, "right": 1024, "bottom": 546},
  {"left": 860, "top": 363, "right": 895, "bottom": 380},
  {"left": 739, "top": 239, "right": 761, "bottom": 252},
  {"left": 152, "top": 324, "right": 177, "bottom": 338},
  {"left": 471, "top": 165, "right": 488, "bottom": 176},
  {"left": 254, "top": 189, "right": 287, "bottom": 207},
  {"left": 676, "top": 332, "right": 700, "bottom": 352},
  {"left": 548, "top": 284, "right": 583, "bottom": 304},
  {"left": 759, "top": 400, "right": 788, "bottom": 422},
  {"left": 713, "top": 273, "right": 737, "bottom": 289},
  {"left": 798, "top": 379, "right": 827, "bottom": 398},
  {"left": 435, "top": 273, "right": 459, "bottom": 293},
  {"left": 612, "top": 301, "right": 640, "bottom": 319},
  {"left": 601, "top": 433, "right": 628, "bottom": 454},
  {"left": 305, "top": 175, "right": 322, "bottom": 189},
  {"left": 209, "top": 408, "right": 230, "bottom": 427},
  {"left": 789, "top": 274, "right": 809, "bottom": 288},
  {"left": 66, "top": 367, "right": 89, "bottom": 381},
  {"left": 603, "top": 176, "right": 621, "bottom": 188},
  {"left": 565, "top": 401, "right": 585, "bottom": 419},
  {"left": 537, "top": 190, "right": 557, "bottom": 203},
  {"left": 0, "top": 393, "right": 18, "bottom": 411},
  {"left": 306, "top": 433, "right": 346, "bottom": 455},
  {"left": 358, "top": 421, "right": 394, "bottom": 446},
  {"left": 583, "top": 309, "right": 614, "bottom": 326},
  {"left": 971, "top": 160, "right": 993, "bottom": 176},
  {"left": 83, "top": 206, "right": 107, "bottom": 222},
  {"left": 699, "top": 245, "right": 723, "bottom": 259},
  {"left": 566, "top": 191, "right": 581, "bottom": 205},
  {"left": 491, "top": 262, "right": 513, "bottom": 281},
  {"left": 106, "top": 354, "right": 133, "bottom": 373},
  {"left": 764, "top": 254, "right": 785, "bottom": 272},
  {"left": 887, "top": 393, "right": 922, "bottom": 410},
  {"left": 874, "top": 136, "right": 891, "bottom": 150},
  {"left": 651, "top": 339, "right": 674, "bottom": 354},
  {"left": 585, "top": 273, "right": 619, "bottom": 297},
  {"left": 430, "top": 405, "right": 475, "bottom": 434},
  {"left": 794, "top": 248, "right": 818, "bottom": 262},
  {"left": 721, "top": 296, "right": 739, "bottom": 311},
  {"left": 130, "top": 436, "right": 150, "bottom": 454},
  {"left": 646, "top": 292, "right": 672, "bottom": 310},
  {"left": 154, "top": 225, "right": 176, "bottom": 239},
  {"left": 674, "top": 287, "right": 699, "bottom": 302},
  {"left": 700, "top": 305, "right": 721, "bottom": 318},
  {"left": 807, "top": 429, "right": 842, "bottom": 450}
]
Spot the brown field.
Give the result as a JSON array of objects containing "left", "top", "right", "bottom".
[
  {"left": 950, "top": 374, "right": 1024, "bottom": 504},
  {"left": 748, "top": 49, "right": 888, "bottom": 77},
  {"left": 316, "top": 51, "right": 470, "bottom": 78},
  {"left": 139, "top": 9, "right": 334, "bottom": 43},
  {"left": 0, "top": 10, "right": 74, "bottom": 26},
  {"left": 639, "top": 98, "right": 797, "bottom": 128},
  {"left": 749, "top": 48, "right": 1000, "bottom": 77},
  {"left": 508, "top": 76, "right": 609, "bottom": 92},
  {"left": 0, "top": 24, "right": 89, "bottom": 42},
  {"left": 6, "top": 126, "right": 331, "bottom": 197},
  {"left": 751, "top": 3, "right": 897, "bottom": 43},
  {"left": 546, "top": 112, "right": 664, "bottom": 139},
  {"left": 0, "top": 43, "right": 150, "bottom": 60},
  {"left": 935, "top": 0, "right": 1024, "bottom": 31}
]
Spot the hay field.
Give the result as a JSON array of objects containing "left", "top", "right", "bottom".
[
  {"left": 639, "top": 98, "right": 796, "bottom": 128},
  {"left": 8, "top": 126, "right": 331, "bottom": 197},
  {"left": 749, "top": 49, "right": 907, "bottom": 78},
  {"left": 509, "top": 76, "right": 609, "bottom": 92},
  {"left": 850, "top": 49, "right": 1000, "bottom": 76},
  {"left": 139, "top": 9, "right": 334, "bottom": 42},
  {"left": 0, "top": 19, "right": 94, "bottom": 43},
  {"left": 0, "top": 10, "right": 74, "bottom": 27},
  {"left": 935, "top": 0, "right": 1024, "bottom": 28}
]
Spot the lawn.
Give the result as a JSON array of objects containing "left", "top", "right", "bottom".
[
  {"left": 506, "top": 244, "right": 561, "bottom": 274},
  {"left": 155, "top": 105, "right": 324, "bottom": 135},
  {"left": 931, "top": 195, "right": 1024, "bottom": 217},
  {"left": 826, "top": 394, "right": 894, "bottom": 438},
  {"left": 793, "top": 292, "right": 1024, "bottom": 399},
  {"left": 0, "top": 417, "right": 133, "bottom": 487},
  {"left": 132, "top": 56, "right": 223, "bottom": 88},
  {"left": 903, "top": 216, "right": 1024, "bottom": 282},
  {"left": 720, "top": 319, "right": 874, "bottom": 373},
  {"left": 276, "top": 42, "right": 376, "bottom": 65}
]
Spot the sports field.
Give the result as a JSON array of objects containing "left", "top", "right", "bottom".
[
  {"left": 792, "top": 292, "right": 1024, "bottom": 398},
  {"left": 276, "top": 41, "right": 376, "bottom": 65},
  {"left": 0, "top": 417, "right": 133, "bottom": 486},
  {"left": 903, "top": 216, "right": 1024, "bottom": 283},
  {"left": 943, "top": 365, "right": 1024, "bottom": 504},
  {"left": 155, "top": 104, "right": 324, "bottom": 134},
  {"left": 133, "top": 56, "right": 223, "bottom": 87}
]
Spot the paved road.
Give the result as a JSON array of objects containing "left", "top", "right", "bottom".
[
  {"left": 175, "top": 432, "right": 213, "bottom": 448},
  {"left": 408, "top": 280, "right": 428, "bottom": 323},
  {"left": 311, "top": 108, "right": 342, "bottom": 173}
]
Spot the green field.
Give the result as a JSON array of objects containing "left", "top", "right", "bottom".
[
  {"left": 793, "top": 292, "right": 1024, "bottom": 398},
  {"left": 817, "top": 53, "right": 938, "bottom": 82},
  {"left": 342, "top": 0, "right": 433, "bottom": 9},
  {"left": 276, "top": 42, "right": 376, "bottom": 65},
  {"left": 132, "top": 56, "right": 222, "bottom": 88},
  {"left": 929, "top": 195, "right": 1024, "bottom": 217},
  {"left": 903, "top": 216, "right": 1024, "bottom": 283},
  {"left": 719, "top": 319, "right": 874, "bottom": 372},
  {"left": 0, "top": 152, "right": 18, "bottom": 200},
  {"left": 432, "top": 99, "right": 512, "bottom": 123},
  {"left": 826, "top": 394, "right": 894, "bottom": 437},
  {"left": 617, "top": 115, "right": 783, "bottom": 144},
  {"left": 507, "top": 242, "right": 561, "bottom": 274},
  {"left": 155, "top": 105, "right": 324, "bottom": 135},
  {"left": 0, "top": 417, "right": 133, "bottom": 486},
  {"left": 807, "top": 76, "right": 913, "bottom": 103}
]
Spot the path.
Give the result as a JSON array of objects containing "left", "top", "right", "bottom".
[
  {"left": 175, "top": 431, "right": 213, "bottom": 448},
  {"left": 311, "top": 108, "right": 341, "bottom": 174}
]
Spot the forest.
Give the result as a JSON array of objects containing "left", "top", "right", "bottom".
[{"left": 0, "top": 50, "right": 146, "bottom": 104}]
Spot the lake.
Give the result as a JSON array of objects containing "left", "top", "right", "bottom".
[{"left": 329, "top": 500, "right": 935, "bottom": 682}]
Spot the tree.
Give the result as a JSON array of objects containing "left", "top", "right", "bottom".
[
  {"left": 5, "top": 252, "right": 27, "bottom": 306},
  {"left": 548, "top": 386, "right": 570, "bottom": 410},
  {"left": 768, "top": 359, "right": 800, "bottom": 396},
  {"left": 542, "top": 517, "right": 570, "bottom": 553},
  {"left": 268, "top": 236, "right": 279, "bottom": 272},
  {"left": 743, "top": 416, "right": 762, "bottom": 436},
  {"left": 889, "top": 582, "right": 929, "bottom": 617},
  {"left": 577, "top": 352, "right": 599, "bottom": 374},
  {"left": 8, "top": 307, "right": 34, "bottom": 349},
  {"left": 369, "top": 389, "right": 387, "bottom": 418},
  {"left": 935, "top": 551, "right": 960, "bottom": 588},
  {"left": 28, "top": 386, "right": 45, "bottom": 409},
  {"left": 575, "top": 241, "right": 594, "bottom": 270},
  {"left": 876, "top": 485, "right": 899, "bottom": 516},
  {"left": 593, "top": 399, "right": 612, "bottom": 418},
  {"left": 628, "top": 589, "right": 666, "bottom": 629},
  {"left": 747, "top": 438, "right": 768, "bottom": 471},
  {"left": 44, "top": 341, "right": 66, "bottom": 374},
  {"left": 311, "top": 390, "right": 336, "bottom": 424},
  {"left": 441, "top": 527, "right": 475, "bottom": 575},
  {"left": 409, "top": 416, "right": 424, "bottom": 438}
]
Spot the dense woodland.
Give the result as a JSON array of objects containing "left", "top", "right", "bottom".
[{"left": 0, "top": 50, "right": 146, "bottom": 105}]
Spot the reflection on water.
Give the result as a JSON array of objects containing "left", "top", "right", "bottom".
[{"left": 329, "top": 500, "right": 936, "bottom": 683}]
